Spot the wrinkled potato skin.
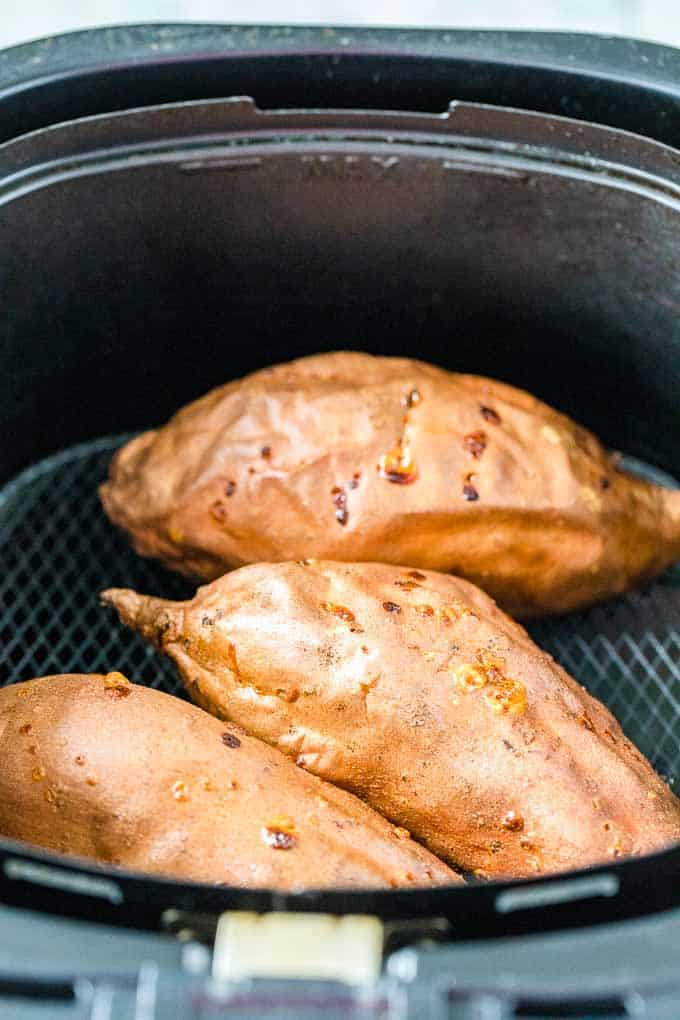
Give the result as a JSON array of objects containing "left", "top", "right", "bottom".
[
  {"left": 104, "top": 563, "right": 680, "bottom": 879},
  {"left": 0, "top": 675, "right": 457, "bottom": 890},
  {"left": 100, "top": 352, "right": 680, "bottom": 618}
]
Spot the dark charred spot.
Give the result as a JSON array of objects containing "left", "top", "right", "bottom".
[
  {"left": 382, "top": 601, "right": 402, "bottom": 614},
  {"left": 462, "top": 480, "right": 479, "bottom": 501},
  {"left": 408, "top": 571, "right": 426, "bottom": 581},
  {"left": 463, "top": 430, "right": 488, "bottom": 459},
  {"left": 224, "top": 480, "right": 237, "bottom": 497},
  {"left": 201, "top": 615, "right": 214, "bottom": 627},
  {"left": 210, "top": 500, "right": 227, "bottom": 522},
  {"left": 349, "top": 473, "right": 361, "bottom": 490},
  {"left": 480, "top": 405, "right": 501, "bottom": 425},
  {"left": 221, "top": 732, "right": 241, "bottom": 748},
  {"left": 335, "top": 507, "right": 349, "bottom": 526},
  {"left": 600, "top": 476, "right": 610, "bottom": 490},
  {"left": 490, "top": 840, "right": 503, "bottom": 854},
  {"left": 402, "top": 388, "right": 422, "bottom": 409},
  {"left": 260, "top": 445, "right": 272, "bottom": 459}
]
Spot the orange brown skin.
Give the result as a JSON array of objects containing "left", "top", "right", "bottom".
[
  {"left": 103, "top": 562, "right": 680, "bottom": 880},
  {"left": 99, "top": 351, "right": 680, "bottom": 619},
  {"left": 0, "top": 674, "right": 457, "bottom": 890}
]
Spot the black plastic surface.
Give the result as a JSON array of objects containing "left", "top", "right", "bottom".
[{"left": 0, "top": 26, "right": 679, "bottom": 146}]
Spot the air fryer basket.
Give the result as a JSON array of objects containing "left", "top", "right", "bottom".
[{"left": 0, "top": 94, "right": 678, "bottom": 936}]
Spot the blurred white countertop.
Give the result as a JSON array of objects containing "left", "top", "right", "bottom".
[{"left": 1, "top": 0, "right": 679, "bottom": 51}]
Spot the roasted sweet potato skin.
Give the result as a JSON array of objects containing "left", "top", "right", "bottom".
[
  {"left": 100, "top": 351, "right": 680, "bottom": 618},
  {"left": 104, "top": 563, "right": 680, "bottom": 879},
  {"left": 0, "top": 674, "right": 457, "bottom": 889}
]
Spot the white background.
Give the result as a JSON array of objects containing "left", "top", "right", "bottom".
[{"left": 1, "top": 1, "right": 679, "bottom": 51}]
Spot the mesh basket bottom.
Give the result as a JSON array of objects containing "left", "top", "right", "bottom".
[{"left": 0, "top": 435, "right": 678, "bottom": 784}]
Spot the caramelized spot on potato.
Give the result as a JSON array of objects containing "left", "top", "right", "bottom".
[
  {"left": 74, "top": 755, "right": 85, "bottom": 766},
  {"left": 579, "top": 712, "right": 596, "bottom": 732},
  {"left": 454, "top": 664, "right": 488, "bottom": 691},
  {"left": 483, "top": 677, "right": 527, "bottom": 716},
  {"left": 222, "top": 732, "right": 241, "bottom": 748},
  {"left": 262, "top": 814, "right": 297, "bottom": 850},
  {"left": 408, "top": 571, "right": 426, "bottom": 581},
  {"left": 103, "top": 674, "right": 131, "bottom": 701},
  {"left": 19, "top": 723, "right": 31, "bottom": 735},
  {"left": 86, "top": 775, "right": 98, "bottom": 787},
  {"left": 415, "top": 604, "right": 435, "bottom": 617},
  {"left": 321, "top": 602, "right": 355, "bottom": 623},
  {"left": 224, "top": 480, "right": 237, "bottom": 497},
  {"left": 172, "top": 780, "right": 189, "bottom": 802},
  {"left": 502, "top": 810, "right": 524, "bottom": 832},
  {"left": 378, "top": 445, "right": 418, "bottom": 485},
  {"left": 463, "top": 431, "right": 487, "bottom": 459},
  {"left": 278, "top": 686, "right": 300, "bottom": 704},
  {"left": 382, "top": 601, "right": 402, "bottom": 614},
  {"left": 31, "top": 766, "right": 46, "bottom": 782},
  {"left": 260, "top": 445, "right": 272, "bottom": 459},
  {"left": 210, "top": 500, "right": 228, "bottom": 522},
  {"left": 480, "top": 405, "right": 501, "bottom": 425}
]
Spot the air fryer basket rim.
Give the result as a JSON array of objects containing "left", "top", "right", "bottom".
[
  {"left": 0, "top": 31, "right": 678, "bottom": 939},
  {"left": 0, "top": 25, "right": 679, "bottom": 148}
]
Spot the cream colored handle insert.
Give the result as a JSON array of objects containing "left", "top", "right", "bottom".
[{"left": 212, "top": 911, "right": 384, "bottom": 986}]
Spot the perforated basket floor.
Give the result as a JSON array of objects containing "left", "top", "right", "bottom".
[{"left": 0, "top": 435, "right": 678, "bottom": 787}]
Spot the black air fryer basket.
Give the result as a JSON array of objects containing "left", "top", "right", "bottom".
[{"left": 0, "top": 24, "right": 679, "bottom": 948}]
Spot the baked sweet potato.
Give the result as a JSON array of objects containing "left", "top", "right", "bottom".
[
  {"left": 104, "top": 562, "right": 680, "bottom": 879},
  {"left": 0, "top": 674, "right": 457, "bottom": 889},
  {"left": 100, "top": 351, "right": 680, "bottom": 618}
]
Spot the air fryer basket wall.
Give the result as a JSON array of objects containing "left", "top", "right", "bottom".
[{"left": 0, "top": 94, "right": 678, "bottom": 935}]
